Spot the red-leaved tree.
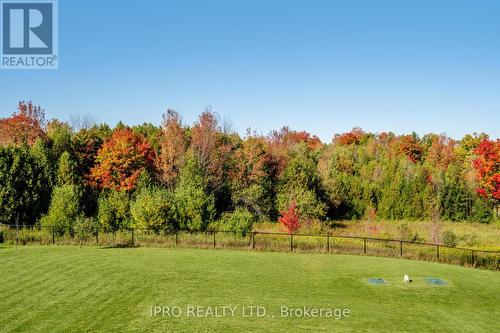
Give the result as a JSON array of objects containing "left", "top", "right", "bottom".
[
  {"left": 473, "top": 139, "right": 500, "bottom": 208},
  {"left": 0, "top": 101, "right": 46, "bottom": 146},
  {"left": 278, "top": 201, "right": 300, "bottom": 234},
  {"left": 89, "top": 128, "right": 155, "bottom": 191}
]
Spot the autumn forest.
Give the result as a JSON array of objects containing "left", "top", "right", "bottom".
[{"left": 0, "top": 101, "right": 499, "bottom": 235}]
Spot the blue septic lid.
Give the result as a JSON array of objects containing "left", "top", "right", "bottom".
[
  {"left": 367, "top": 278, "right": 386, "bottom": 285},
  {"left": 425, "top": 277, "right": 448, "bottom": 286}
]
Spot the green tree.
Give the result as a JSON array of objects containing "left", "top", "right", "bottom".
[
  {"left": 71, "top": 124, "right": 111, "bottom": 217},
  {"left": 47, "top": 120, "right": 73, "bottom": 162},
  {"left": 376, "top": 157, "right": 425, "bottom": 220},
  {"left": 40, "top": 185, "right": 82, "bottom": 235},
  {"left": 277, "top": 144, "right": 326, "bottom": 220},
  {"left": 439, "top": 165, "right": 469, "bottom": 221},
  {"left": 74, "top": 216, "right": 97, "bottom": 246},
  {"left": 400, "top": 164, "right": 433, "bottom": 220},
  {"left": 131, "top": 187, "right": 176, "bottom": 231},
  {"left": 71, "top": 124, "right": 111, "bottom": 179},
  {"left": 97, "top": 190, "right": 131, "bottom": 232},
  {"left": 56, "top": 151, "right": 80, "bottom": 186},
  {"left": 211, "top": 207, "right": 256, "bottom": 233},
  {"left": 0, "top": 145, "right": 51, "bottom": 225},
  {"left": 318, "top": 143, "right": 371, "bottom": 219},
  {"left": 230, "top": 136, "right": 275, "bottom": 220},
  {"left": 470, "top": 195, "right": 493, "bottom": 223},
  {"left": 30, "top": 138, "right": 55, "bottom": 188},
  {"left": 132, "top": 122, "right": 161, "bottom": 152},
  {"left": 174, "top": 153, "right": 216, "bottom": 230}
]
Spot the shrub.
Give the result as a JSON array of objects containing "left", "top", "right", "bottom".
[
  {"left": 460, "top": 233, "right": 479, "bottom": 247},
  {"left": 0, "top": 228, "right": 4, "bottom": 243},
  {"left": 298, "top": 219, "right": 324, "bottom": 234},
  {"left": 469, "top": 196, "right": 493, "bottom": 223},
  {"left": 442, "top": 230, "right": 458, "bottom": 247},
  {"left": 0, "top": 226, "right": 15, "bottom": 244},
  {"left": 40, "top": 185, "right": 82, "bottom": 235},
  {"left": 131, "top": 187, "right": 176, "bottom": 232},
  {"left": 97, "top": 190, "right": 131, "bottom": 232},
  {"left": 212, "top": 207, "right": 256, "bottom": 233},
  {"left": 278, "top": 202, "right": 300, "bottom": 234},
  {"left": 74, "top": 216, "right": 97, "bottom": 243},
  {"left": 398, "top": 222, "right": 421, "bottom": 242},
  {"left": 427, "top": 219, "right": 443, "bottom": 244},
  {"left": 17, "top": 228, "right": 46, "bottom": 245}
]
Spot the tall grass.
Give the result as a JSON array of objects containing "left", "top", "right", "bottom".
[
  {"left": 1, "top": 224, "right": 498, "bottom": 270},
  {"left": 255, "top": 219, "right": 500, "bottom": 251}
]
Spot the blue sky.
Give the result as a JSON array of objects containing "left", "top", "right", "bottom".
[{"left": 1, "top": 0, "right": 499, "bottom": 141}]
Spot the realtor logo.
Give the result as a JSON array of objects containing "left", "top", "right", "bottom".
[{"left": 1, "top": 0, "right": 58, "bottom": 69}]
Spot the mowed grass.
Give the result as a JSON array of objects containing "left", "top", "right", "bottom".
[{"left": 0, "top": 246, "right": 499, "bottom": 333}]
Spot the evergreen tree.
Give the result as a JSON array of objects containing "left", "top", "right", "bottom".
[
  {"left": 0, "top": 145, "right": 51, "bottom": 225},
  {"left": 56, "top": 151, "right": 80, "bottom": 186}
]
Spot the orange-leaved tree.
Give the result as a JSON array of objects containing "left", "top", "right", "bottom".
[
  {"left": 396, "top": 134, "right": 423, "bottom": 163},
  {"left": 190, "top": 110, "right": 234, "bottom": 194},
  {"left": 278, "top": 201, "right": 300, "bottom": 234},
  {"left": 89, "top": 128, "right": 155, "bottom": 191},
  {"left": 157, "top": 109, "right": 186, "bottom": 188},
  {"left": 334, "top": 127, "right": 365, "bottom": 146}
]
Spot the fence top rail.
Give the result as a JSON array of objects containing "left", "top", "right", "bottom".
[{"left": 1, "top": 222, "right": 499, "bottom": 254}]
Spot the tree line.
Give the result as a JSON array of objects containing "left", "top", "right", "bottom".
[{"left": 0, "top": 101, "right": 498, "bottom": 235}]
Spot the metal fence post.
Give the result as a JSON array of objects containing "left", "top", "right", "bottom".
[
  {"left": 436, "top": 245, "right": 440, "bottom": 259},
  {"left": 52, "top": 226, "right": 55, "bottom": 245},
  {"left": 290, "top": 234, "right": 293, "bottom": 252},
  {"left": 326, "top": 235, "right": 330, "bottom": 253},
  {"left": 175, "top": 231, "right": 178, "bottom": 247},
  {"left": 96, "top": 229, "right": 99, "bottom": 245},
  {"left": 131, "top": 229, "right": 135, "bottom": 246},
  {"left": 251, "top": 232, "right": 255, "bottom": 250},
  {"left": 471, "top": 250, "right": 475, "bottom": 266},
  {"left": 15, "top": 212, "right": 19, "bottom": 248},
  {"left": 213, "top": 231, "right": 216, "bottom": 248},
  {"left": 363, "top": 238, "right": 367, "bottom": 254},
  {"left": 400, "top": 241, "right": 403, "bottom": 256}
]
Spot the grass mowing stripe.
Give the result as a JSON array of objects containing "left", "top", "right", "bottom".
[
  {"left": 0, "top": 267, "right": 100, "bottom": 330},
  {"left": 27, "top": 267, "right": 113, "bottom": 333},
  {"left": 0, "top": 253, "right": 87, "bottom": 306}
]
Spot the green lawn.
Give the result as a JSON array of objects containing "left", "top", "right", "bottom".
[{"left": 1, "top": 246, "right": 499, "bottom": 332}]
